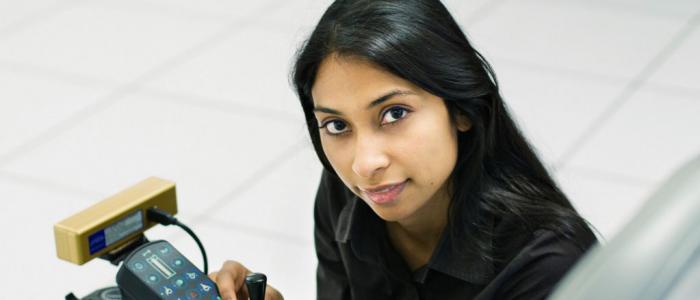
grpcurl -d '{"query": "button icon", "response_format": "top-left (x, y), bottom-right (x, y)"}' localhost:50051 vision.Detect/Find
top-left (175, 278), bottom-right (185, 287)
top-left (148, 274), bottom-right (159, 283)
top-left (133, 262), bottom-right (144, 271)
top-left (174, 259), bottom-right (183, 267)
top-left (160, 247), bottom-right (170, 255)
top-left (200, 283), bottom-right (211, 292)
top-left (164, 286), bottom-right (173, 295)
top-left (186, 272), bottom-right (197, 280)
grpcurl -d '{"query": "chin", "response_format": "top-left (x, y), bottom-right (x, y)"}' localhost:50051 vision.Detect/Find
top-left (367, 203), bottom-right (413, 223)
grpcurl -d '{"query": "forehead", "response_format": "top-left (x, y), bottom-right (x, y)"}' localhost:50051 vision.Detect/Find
top-left (311, 55), bottom-right (417, 107)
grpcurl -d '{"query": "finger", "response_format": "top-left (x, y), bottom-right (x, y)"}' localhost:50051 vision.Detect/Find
top-left (223, 261), bottom-right (250, 284)
top-left (217, 261), bottom-right (251, 300)
top-left (208, 271), bottom-right (218, 282)
top-left (265, 285), bottom-right (283, 300)
top-left (215, 270), bottom-right (239, 300)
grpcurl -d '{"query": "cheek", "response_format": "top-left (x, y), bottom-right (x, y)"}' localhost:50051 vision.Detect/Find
top-left (320, 136), bottom-right (353, 171)
top-left (395, 118), bottom-right (458, 179)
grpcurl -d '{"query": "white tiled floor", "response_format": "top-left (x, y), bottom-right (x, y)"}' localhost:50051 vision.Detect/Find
top-left (470, 0), bottom-right (689, 80)
top-left (0, 1), bottom-right (698, 299)
top-left (0, 2), bottom-right (229, 84)
top-left (2, 93), bottom-right (309, 218)
top-left (0, 69), bottom-right (109, 153)
top-left (496, 63), bottom-right (626, 165)
top-left (564, 86), bottom-right (700, 183)
top-left (648, 27), bottom-right (700, 90)
top-left (143, 25), bottom-right (308, 119)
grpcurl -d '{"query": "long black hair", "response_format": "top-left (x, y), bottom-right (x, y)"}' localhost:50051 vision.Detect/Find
top-left (291, 0), bottom-right (594, 265)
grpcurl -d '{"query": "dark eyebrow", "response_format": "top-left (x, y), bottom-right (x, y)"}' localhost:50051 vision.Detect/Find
top-left (313, 90), bottom-right (414, 116)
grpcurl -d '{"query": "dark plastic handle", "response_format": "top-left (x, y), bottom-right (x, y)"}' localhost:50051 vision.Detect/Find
top-left (245, 273), bottom-right (267, 300)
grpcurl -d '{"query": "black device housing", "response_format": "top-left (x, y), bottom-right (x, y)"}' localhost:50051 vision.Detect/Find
top-left (116, 240), bottom-right (220, 300)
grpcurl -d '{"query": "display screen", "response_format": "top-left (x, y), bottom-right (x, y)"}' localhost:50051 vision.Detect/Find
top-left (88, 210), bottom-right (144, 255)
top-left (147, 253), bottom-right (176, 279)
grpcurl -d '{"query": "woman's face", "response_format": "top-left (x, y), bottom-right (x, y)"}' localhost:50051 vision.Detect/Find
top-left (311, 55), bottom-right (471, 224)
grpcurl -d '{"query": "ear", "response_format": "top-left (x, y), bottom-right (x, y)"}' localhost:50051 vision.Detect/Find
top-left (455, 111), bottom-right (472, 132)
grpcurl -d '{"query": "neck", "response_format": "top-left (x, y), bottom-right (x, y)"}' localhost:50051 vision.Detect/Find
top-left (387, 212), bottom-right (447, 248)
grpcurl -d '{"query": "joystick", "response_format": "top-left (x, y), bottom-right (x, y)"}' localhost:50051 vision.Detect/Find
top-left (245, 273), bottom-right (267, 300)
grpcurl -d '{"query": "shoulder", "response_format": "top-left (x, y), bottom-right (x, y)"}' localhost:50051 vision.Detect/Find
top-left (480, 228), bottom-right (597, 300)
top-left (518, 227), bottom-right (596, 261)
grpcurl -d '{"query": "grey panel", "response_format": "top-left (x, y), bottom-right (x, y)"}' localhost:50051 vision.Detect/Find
top-left (666, 251), bottom-right (700, 300)
top-left (549, 154), bottom-right (700, 300)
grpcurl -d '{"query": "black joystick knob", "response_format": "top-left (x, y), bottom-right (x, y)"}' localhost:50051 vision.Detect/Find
top-left (245, 273), bottom-right (267, 300)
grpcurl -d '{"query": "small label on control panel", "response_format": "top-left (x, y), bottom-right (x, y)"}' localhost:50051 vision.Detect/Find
top-left (89, 210), bottom-right (144, 255)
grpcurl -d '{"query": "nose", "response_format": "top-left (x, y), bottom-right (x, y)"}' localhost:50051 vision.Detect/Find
top-left (351, 134), bottom-right (390, 179)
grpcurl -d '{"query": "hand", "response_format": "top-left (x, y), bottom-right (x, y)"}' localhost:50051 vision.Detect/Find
top-left (208, 260), bottom-right (284, 300)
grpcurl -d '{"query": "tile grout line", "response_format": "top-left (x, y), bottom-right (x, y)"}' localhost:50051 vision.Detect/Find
top-left (492, 55), bottom-right (633, 86)
top-left (0, 59), bottom-right (305, 125)
top-left (160, 214), bottom-right (312, 272)
top-left (189, 137), bottom-right (312, 226)
top-left (83, 0), bottom-right (249, 24)
top-left (463, 0), bottom-right (511, 28)
top-left (582, 0), bottom-right (698, 20)
top-left (174, 215), bottom-right (313, 248)
top-left (493, 56), bottom-right (700, 99)
top-left (0, 169), bottom-right (104, 199)
top-left (0, 0), bottom-right (286, 168)
top-left (642, 81), bottom-right (700, 100)
top-left (0, 59), bottom-right (117, 89)
top-left (555, 165), bottom-right (658, 189)
top-left (0, 136), bottom-right (314, 227)
top-left (0, 0), bottom-right (88, 38)
top-left (553, 11), bottom-right (700, 170)
top-left (140, 88), bottom-right (303, 124)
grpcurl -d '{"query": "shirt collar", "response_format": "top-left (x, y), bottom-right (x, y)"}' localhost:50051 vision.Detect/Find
top-left (420, 214), bottom-right (495, 284)
top-left (334, 195), bottom-right (495, 285)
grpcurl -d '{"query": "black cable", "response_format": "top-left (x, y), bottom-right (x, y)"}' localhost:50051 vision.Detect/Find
top-left (174, 221), bottom-right (208, 274)
top-left (146, 207), bottom-right (209, 274)
top-left (64, 293), bottom-right (79, 300)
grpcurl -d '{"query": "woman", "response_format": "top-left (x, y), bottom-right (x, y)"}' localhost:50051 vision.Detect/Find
top-left (209, 0), bottom-right (597, 299)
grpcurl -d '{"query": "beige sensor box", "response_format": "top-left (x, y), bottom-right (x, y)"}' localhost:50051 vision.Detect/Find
top-left (54, 177), bottom-right (178, 265)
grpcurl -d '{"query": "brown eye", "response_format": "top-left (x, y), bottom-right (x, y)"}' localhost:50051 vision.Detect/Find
top-left (321, 120), bottom-right (349, 135)
top-left (382, 107), bottom-right (410, 125)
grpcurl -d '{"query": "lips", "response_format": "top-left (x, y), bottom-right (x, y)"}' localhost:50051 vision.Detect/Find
top-left (361, 180), bottom-right (407, 204)
top-left (362, 181), bottom-right (405, 193)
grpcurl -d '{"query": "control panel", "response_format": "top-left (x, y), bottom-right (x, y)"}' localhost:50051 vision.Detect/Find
top-left (116, 240), bottom-right (220, 300)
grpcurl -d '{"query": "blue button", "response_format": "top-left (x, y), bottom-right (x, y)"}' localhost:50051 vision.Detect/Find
top-left (147, 274), bottom-right (159, 283)
top-left (174, 278), bottom-right (185, 287)
top-left (173, 259), bottom-right (184, 268)
top-left (133, 262), bottom-right (145, 271)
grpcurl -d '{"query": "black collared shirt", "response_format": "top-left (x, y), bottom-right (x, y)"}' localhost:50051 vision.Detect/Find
top-left (314, 170), bottom-right (597, 300)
